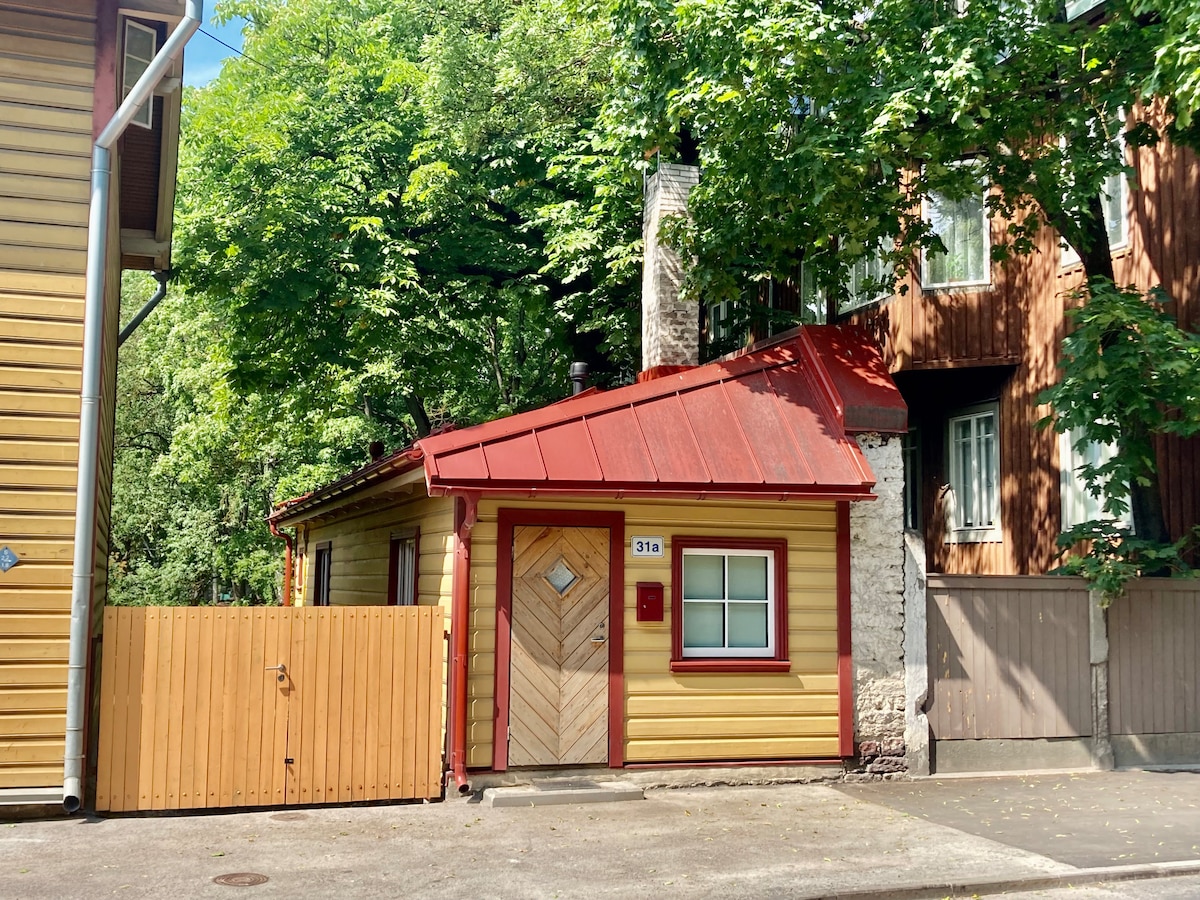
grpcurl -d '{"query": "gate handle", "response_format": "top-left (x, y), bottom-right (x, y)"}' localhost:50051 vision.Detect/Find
top-left (265, 664), bottom-right (286, 672)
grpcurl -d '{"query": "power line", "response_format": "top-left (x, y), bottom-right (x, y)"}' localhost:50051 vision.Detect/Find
top-left (198, 26), bottom-right (278, 76)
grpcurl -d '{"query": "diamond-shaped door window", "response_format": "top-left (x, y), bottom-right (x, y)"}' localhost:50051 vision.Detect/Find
top-left (543, 557), bottom-right (580, 596)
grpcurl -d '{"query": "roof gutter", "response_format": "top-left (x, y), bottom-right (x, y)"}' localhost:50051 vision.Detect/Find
top-left (64, 0), bottom-right (203, 815)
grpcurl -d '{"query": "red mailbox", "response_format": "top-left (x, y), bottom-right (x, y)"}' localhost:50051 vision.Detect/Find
top-left (636, 581), bottom-right (664, 622)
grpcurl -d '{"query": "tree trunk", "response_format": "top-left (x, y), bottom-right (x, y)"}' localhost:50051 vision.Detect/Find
top-left (405, 393), bottom-right (433, 438)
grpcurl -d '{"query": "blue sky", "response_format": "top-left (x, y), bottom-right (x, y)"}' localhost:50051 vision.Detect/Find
top-left (184, 14), bottom-right (248, 86)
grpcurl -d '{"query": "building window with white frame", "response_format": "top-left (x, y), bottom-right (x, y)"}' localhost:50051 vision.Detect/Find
top-left (123, 20), bottom-right (157, 130)
top-left (1059, 427), bottom-right (1129, 529)
top-left (946, 404), bottom-right (1001, 542)
top-left (670, 537), bottom-right (789, 671)
top-left (1061, 172), bottom-right (1128, 268)
top-left (923, 181), bottom-right (990, 288)
top-left (840, 245), bottom-right (895, 315)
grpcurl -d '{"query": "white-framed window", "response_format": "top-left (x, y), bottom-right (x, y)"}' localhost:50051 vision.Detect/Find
top-left (123, 20), bottom-right (157, 130)
top-left (1061, 172), bottom-right (1128, 268)
top-left (841, 247), bottom-right (895, 314)
top-left (946, 404), bottom-right (1001, 542)
top-left (680, 548), bottom-right (775, 657)
top-left (1059, 427), bottom-right (1129, 529)
top-left (923, 179), bottom-right (990, 288)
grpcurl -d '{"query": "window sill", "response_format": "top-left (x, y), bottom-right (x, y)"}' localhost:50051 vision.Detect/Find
top-left (921, 281), bottom-right (993, 293)
top-left (670, 659), bottom-right (792, 674)
top-left (944, 528), bottom-right (1003, 544)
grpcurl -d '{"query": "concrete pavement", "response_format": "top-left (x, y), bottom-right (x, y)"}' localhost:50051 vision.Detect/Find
top-left (1, 770), bottom-right (1199, 899)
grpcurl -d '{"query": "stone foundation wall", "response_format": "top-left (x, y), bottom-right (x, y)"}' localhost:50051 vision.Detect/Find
top-left (849, 433), bottom-right (907, 775)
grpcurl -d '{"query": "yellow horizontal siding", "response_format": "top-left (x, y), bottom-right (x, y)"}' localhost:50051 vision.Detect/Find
top-left (0, 709), bottom-right (64, 736)
top-left (467, 497), bottom-right (841, 769)
top-left (0, 439), bottom-right (80, 464)
top-left (0, 761), bottom-right (62, 788)
top-left (0, 637), bottom-right (69, 661)
top-left (0, 389), bottom-right (81, 415)
top-left (627, 736), bottom-right (840, 760)
top-left (298, 495), bottom-right (454, 610)
top-left (0, 660), bottom-right (66, 685)
top-left (0, 336), bottom-right (84, 366)
top-left (0, 512), bottom-right (76, 535)
top-left (0, 611), bottom-right (70, 635)
top-left (0, 736), bottom-right (62, 764)
top-left (0, 169), bottom-right (88, 203)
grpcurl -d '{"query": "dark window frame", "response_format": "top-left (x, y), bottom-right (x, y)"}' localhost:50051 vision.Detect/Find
top-left (313, 541), bottom-right (332, 607)
top-left (386, 529), bottom-right (420, 606)
top-left (670, 536), bottom-right (790, 674)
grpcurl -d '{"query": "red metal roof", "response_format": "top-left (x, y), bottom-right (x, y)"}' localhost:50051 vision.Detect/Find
top-left (417, 326), bottom-right (905, 502)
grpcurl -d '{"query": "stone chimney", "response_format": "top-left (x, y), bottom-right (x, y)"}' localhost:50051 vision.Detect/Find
top-left (641, 162), bottom-right (701, 373)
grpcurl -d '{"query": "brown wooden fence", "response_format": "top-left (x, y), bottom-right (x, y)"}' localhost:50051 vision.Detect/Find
top-left (1109, 580), bottom-right (1200, 736)
top-left (927, 576), bottom-right (1092, 740)
top-left (95, 606), bottom-right (444, 812)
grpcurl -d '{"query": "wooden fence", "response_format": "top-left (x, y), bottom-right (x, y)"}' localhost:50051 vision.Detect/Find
top-left (1109, 580), bottom-right (1200, 736)
top-left (927, 576), bottom-right (1093, 740)
top-left (95, 606), bottom-right (444, 812)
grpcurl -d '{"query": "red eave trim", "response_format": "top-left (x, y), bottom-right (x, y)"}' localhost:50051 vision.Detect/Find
top-left (426, 483), bottom-right (877, 503)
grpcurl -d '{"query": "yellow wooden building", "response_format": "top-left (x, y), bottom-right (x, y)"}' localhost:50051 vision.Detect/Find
top-left (271, 327), bottom-right (908, 790)
top-left (0, 0), bottom-right (194, 806)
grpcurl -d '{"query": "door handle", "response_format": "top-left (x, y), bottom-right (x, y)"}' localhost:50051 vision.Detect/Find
top-left (266, 664), bottom-right (286, 682)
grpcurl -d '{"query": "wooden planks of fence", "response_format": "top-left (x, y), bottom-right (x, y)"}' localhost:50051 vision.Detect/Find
top-left (927, 576), bottom-right (1092, 740)
top-left (1109, 580), bottom-right (1200, 736)
top-left (95, 606), bottom-right (444, 812)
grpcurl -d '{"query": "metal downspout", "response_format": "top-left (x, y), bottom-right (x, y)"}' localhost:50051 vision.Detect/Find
top-left (268, 518), bottom-right (295, 606)
top-left (64, 0), bottom-right (203, 814)
top-left (117, 269), bottom-right (171, 347)
top-left (448, 495), bottom-right (477, 793)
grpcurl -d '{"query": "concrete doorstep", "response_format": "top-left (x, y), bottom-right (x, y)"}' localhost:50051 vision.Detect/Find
top-left (481, 778), bottom-right (645, 808)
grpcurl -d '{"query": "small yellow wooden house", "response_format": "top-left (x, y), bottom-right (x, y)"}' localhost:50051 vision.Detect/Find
top-left (271, 325), bottom-right (909, 790)
top-left (0, 0), bottom-right (194, 806)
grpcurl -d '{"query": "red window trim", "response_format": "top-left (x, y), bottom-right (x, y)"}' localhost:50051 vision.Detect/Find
top-left (670, 536), bottom-right (789, 674)
top-left (386, 528), bottom-right (420, 606)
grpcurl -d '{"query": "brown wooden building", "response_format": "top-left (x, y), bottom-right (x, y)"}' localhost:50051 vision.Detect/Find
top-left (852, 124), bottom-right (1199, 576)
top-left (0, 0), bottom-right (189, 804)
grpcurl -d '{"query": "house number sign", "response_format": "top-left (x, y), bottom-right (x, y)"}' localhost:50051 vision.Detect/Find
top-left (630, 536), bottom-right (665, 558)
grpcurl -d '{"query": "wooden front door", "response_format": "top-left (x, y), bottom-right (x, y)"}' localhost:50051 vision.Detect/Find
top-left (508, 525), bottom-right (610, 766)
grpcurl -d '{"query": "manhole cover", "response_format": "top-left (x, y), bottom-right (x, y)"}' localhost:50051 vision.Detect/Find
top-left (269, 811), bottom-right (310, 822)
top-left (213, 873), bottom-right (269, 887)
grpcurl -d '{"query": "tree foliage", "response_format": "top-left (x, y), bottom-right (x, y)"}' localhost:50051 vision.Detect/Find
top-left (113, 0), bottom-right (643, 605)
top-left (1039, 283), bottom-right (1200, 602)
top-left (111, 274), bottom-right (387, 605)
top-left (178, 0), bottom-right (641, 434)
top-left (595, 0), bottom-right (1199, 564)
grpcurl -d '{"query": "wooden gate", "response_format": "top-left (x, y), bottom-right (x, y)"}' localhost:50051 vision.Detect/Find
top-left (508, 525), bottom-right (610, 766)
top-left (95, 606), bottom-right (444, 812)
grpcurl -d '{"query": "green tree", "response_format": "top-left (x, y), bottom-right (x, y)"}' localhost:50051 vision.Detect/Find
top-left (177, 0), bottom-right (642, 433)
top-left (594, 0), bottom-right (1195, 550)
top-left (111, 275), bottom-right (389, 605)
top-left (1040, 283), bottom-right (1200, 602)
